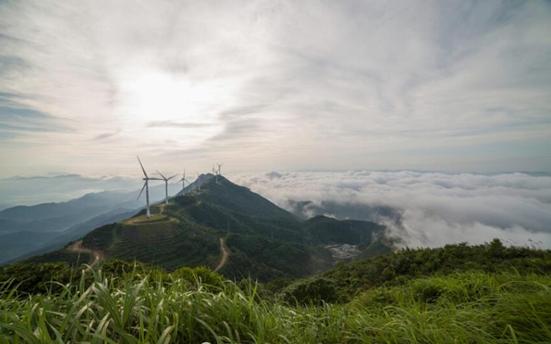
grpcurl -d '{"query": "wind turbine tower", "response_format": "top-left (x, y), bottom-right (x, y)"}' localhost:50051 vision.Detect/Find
top-left (137, 156), bottom-right (161, 217)
top-left (158, 171), bottom-right (176, 205)
top-left (215, 163), bottom-right (222, 183)
top-left (178, 170), bottom-right (189, 192)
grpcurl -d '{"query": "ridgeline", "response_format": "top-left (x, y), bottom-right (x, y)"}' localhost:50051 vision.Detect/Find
top-left (28, 173), bottom-right (389, 281)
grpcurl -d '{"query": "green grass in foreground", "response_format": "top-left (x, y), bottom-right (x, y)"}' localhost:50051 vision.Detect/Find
top-left (1, 267), bottom-right (550, 343)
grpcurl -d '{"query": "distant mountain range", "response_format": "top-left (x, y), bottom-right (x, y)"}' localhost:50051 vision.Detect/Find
top-left (0, 184), bottom-right (172, 264)
top-left (0, 174), bottom-right (139, 207)
top-left (30, 174), bottom-right (392, 281)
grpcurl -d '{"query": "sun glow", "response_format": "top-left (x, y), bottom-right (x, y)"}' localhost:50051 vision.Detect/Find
top-left (116, 68), bottom-right (238, 146)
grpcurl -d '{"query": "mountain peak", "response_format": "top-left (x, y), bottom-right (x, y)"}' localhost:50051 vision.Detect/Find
top-left (176, 173), bottom-right (295, 222)
top-left (177, 173), bottom-right (242, 196)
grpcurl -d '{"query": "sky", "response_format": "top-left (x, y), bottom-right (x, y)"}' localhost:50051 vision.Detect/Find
top-left (1, 0), bottom-right (551, 177)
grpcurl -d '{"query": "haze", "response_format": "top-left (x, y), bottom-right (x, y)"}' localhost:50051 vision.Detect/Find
top-left (1, 0), bottom-right (550, 177)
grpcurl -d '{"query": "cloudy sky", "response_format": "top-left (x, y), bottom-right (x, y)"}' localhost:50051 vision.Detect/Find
top-left (1, 0), bottom-right (551, 177)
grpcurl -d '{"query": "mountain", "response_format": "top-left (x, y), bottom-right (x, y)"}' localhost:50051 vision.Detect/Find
top-left (31, 174), bottom-right (392, 281)
top-left (3, 208), bottom-right (137, 264)
top-left (0, 184), bottom-right (172, 264)
top-left (0, 174), bottom-right (138, 207)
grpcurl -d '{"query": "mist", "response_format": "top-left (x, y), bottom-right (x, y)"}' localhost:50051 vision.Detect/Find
top-left (233, 171), bottom-right (551, 248)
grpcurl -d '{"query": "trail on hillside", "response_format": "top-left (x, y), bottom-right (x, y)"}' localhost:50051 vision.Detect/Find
top-left (214, 238), bottom-right (230, 272)
top-left (67, 240), bottom-right (103, 266)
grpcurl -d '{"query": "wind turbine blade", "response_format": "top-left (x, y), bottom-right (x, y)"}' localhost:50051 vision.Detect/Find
top-left (137, 156), bottom-right (148, 178)
top-left (137, 182), bottom-right (146, 200)
top-left (167, 175), bottom-right (176, 180)
top-left (157, 170), bottom-right (167, 180)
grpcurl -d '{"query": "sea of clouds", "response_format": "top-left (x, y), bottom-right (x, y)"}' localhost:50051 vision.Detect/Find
top-left (3, 170), bottom-right (550, 249)
top-left (233, 171), bottom-right (551, 249)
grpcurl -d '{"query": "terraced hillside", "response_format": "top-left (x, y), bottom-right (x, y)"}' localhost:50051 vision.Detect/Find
top-left (32, 174), bottom-right (391, 280)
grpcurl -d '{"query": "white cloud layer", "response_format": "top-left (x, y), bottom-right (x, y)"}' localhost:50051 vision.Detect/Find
top-left (1, 0), bottom-right (550, 176)
top-left (232, 171), bottom-right (551, 248)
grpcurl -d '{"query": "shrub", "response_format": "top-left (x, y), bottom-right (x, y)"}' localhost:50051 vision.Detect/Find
top-left (283, 277), bottom-right (338, 305)
top-left (171, 266), bottom-right (225, 290)
top-left (0, 262), bottom-right (75, 295)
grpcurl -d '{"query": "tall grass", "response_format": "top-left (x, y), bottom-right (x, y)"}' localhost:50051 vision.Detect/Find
top-left (1, 268), bottom-right (550, 343)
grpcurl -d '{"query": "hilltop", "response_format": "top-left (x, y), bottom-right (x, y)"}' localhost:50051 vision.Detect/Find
top-left (30, 173), bottom-right (391, 280)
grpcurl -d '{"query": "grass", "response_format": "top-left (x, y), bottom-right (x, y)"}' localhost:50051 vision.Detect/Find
top-left (1, 267), bottom-right (550, 343)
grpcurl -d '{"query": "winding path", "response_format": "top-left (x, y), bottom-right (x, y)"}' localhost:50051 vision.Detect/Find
top-left (214, 238), bottom-right (230, 272)
top-left (67, 240), bottom-right (104, 266)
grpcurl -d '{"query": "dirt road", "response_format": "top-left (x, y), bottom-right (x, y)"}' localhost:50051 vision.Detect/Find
top-left (214, 238), bottom-right (230, 272)
top-left (67, 240), bottom-right (103, 266)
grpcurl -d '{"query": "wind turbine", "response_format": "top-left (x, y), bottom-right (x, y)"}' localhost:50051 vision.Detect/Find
top-left (157, 171), bottom-right (176, 205)
top-left (137, 156), bottom-right (161, 217)
top-left (178, 170), bottom-right (189, 192)
top-left (214, 163), bottom-right (222, 183)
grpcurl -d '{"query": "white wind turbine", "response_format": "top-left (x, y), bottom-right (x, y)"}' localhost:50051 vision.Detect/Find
top-left (157, 170), bottom-right (176, 205)
top-left (214, 163), bottom-right (222, 183)
top-left (178, 170), bottom-right (190, 192)
top-left (137, 156), bottom-right (161, 217)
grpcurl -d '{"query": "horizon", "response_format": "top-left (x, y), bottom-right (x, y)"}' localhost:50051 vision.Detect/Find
top-left (2, 167), bottom-right (551, 182)
top-left (1, 169), bottom-right (550, 249)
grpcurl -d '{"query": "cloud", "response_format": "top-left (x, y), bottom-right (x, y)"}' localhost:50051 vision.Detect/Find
top-left (146, 121), bottom-right (215, 129)
top-left (232, 171), bottom-right (551, 248)
top-left (0, 91), bottom-right (69, 135)
top-left (0, 1), bottom-right (550, 176)
top-left (92, 130), bottom-right (121, 141)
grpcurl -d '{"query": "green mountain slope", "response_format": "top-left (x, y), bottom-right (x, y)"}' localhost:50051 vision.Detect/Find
top-left (0, 188), bottom-right (166, 264)
top-left (281, 240), bottom-right (551, 303)
top-left (31, 174), bottom-right (391, 280)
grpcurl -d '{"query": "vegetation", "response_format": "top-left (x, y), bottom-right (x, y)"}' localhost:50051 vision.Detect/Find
top-left (8, 177), bottom-right (549, 342)
top-left (283, 239), bottom-right (551, 303)
top-left (32, 175), bottom-right (389, 280)
top-left (1, 242), bottom-right (550, 343)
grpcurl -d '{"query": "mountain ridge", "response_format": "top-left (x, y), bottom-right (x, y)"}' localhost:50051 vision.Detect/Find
top-left (0, 185), bottom-right (172, 264)
top-left (29, 174), bottom-right (392, 280)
